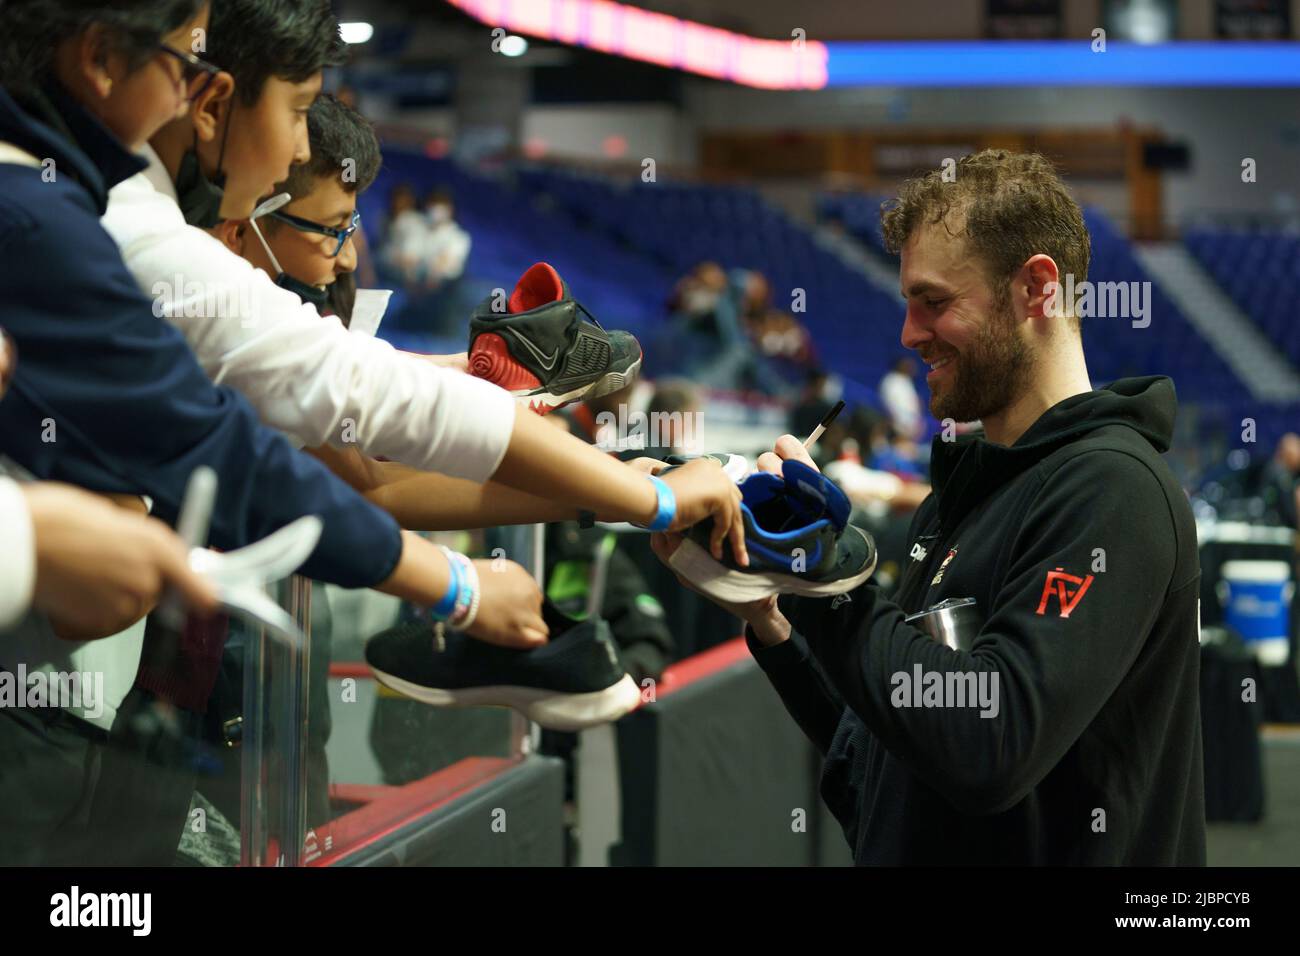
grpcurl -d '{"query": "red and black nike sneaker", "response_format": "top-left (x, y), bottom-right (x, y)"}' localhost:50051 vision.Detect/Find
top-left (468, 262), bottom-right (643, 414)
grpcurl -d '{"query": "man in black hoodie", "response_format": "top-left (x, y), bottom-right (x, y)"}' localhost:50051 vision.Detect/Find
top-left (655, 150), bottom-right (1204, 865)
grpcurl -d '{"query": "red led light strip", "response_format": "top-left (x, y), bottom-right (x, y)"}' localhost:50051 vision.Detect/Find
top-left (447, 0), bottom-right (829, 89)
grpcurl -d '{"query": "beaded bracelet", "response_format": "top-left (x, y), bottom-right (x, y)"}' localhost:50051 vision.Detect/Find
top-left (438, 546), bottom-right (474, 624)
top-left (452, 558), bottom-right (481, 631)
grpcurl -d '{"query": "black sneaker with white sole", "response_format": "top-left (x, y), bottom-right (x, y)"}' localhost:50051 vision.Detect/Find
top-left (468, 262), bottom-right (643, 415)
top-left (669, 458), bottom-right (877, 603)
top-left (363, 600), bottom-right (642, 731)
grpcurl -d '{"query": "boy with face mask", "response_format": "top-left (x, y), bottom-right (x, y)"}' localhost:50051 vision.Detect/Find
top-left (216, 94), bottom-right (369, 317)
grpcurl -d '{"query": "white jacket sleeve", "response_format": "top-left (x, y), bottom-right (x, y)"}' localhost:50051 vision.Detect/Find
top-left (0, 478), bottom-right (36, 631)
top-left (105, 169), bottom-right (516, 483)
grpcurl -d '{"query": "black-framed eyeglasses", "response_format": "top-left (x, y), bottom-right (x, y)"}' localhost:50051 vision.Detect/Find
top-left (157, 43), bottom-right (223, 104)
top-left (268, 209), bottom-right (362, 257)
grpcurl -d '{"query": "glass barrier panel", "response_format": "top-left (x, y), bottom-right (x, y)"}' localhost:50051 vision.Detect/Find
top-left (293, 526), bottom-right (537, 866)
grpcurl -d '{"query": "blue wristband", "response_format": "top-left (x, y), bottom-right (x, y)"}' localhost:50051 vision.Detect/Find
top-left (642, 475), bottom-right (677, 532)
top-left (432, 553), bottom-right (462, 619)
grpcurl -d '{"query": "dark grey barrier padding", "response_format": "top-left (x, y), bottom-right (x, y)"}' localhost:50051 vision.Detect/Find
top-left (342, 755), bottom-right (566, 866)
top-left (611, 657), bottom-right (823, 866)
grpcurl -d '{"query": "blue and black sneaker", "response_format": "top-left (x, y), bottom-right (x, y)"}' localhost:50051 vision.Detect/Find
top-left (668, 459), bottom-right (876, 602)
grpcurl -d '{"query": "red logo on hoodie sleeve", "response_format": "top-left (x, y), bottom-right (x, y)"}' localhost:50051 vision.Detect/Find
top-left (1035, 567), bottom-right (1095, 618)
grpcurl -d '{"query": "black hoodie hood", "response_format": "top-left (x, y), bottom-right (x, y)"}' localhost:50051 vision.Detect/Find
top-left (929, 375), bottom-right (1178, 530)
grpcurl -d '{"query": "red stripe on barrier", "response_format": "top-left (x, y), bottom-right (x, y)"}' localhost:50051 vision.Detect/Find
top-left (305, 756), bottom-right (518, 866)
top-left (329, 662), bottom-right (373, 679)
top-left (653, 636), bottom-right (749, 698)
top-left (329, 783), bottom-right (397, 807)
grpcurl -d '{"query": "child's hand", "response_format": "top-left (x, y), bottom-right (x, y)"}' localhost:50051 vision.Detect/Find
top-left (464, 558), bottom-right (549, 648)
top-left (657, 458), bottom-right (749, 568)
top-left (625, 457), bottom-right (669, 476)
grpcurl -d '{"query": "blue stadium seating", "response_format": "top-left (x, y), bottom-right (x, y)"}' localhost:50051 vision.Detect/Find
top-left (358, 147), bottom-right (1296, 457)
top-left (514, 167), bottom-right (906, 399)
top-left (1184, 228), bottom-right (1300, 370)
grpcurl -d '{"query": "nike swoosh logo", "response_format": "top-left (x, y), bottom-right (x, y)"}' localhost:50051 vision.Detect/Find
top-left (509, 330), bottom-right (559, 371)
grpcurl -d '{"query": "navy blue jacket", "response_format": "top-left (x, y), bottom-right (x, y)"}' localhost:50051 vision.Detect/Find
top-left (0, 84), bottom-right (402, 588)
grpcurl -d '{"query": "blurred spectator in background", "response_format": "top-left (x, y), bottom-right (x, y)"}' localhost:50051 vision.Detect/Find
top-left (738, 270), bottom-right (817, 372)
top-left (880, 356), bottom-right (924, 441)
top-left (664, 261), bottom-right (741, 375)
top-left (568, 381), bottom-right (640, 451)
top-left (738, 270), bottom-right (771, 327)
top-left (642, 379), bottom-right (701, 459)
top-left (661, 263), bottom-right (795, 396)
top-left (751, 310), bottom-right (816, 367)
top-left (421, 189), bottom-right (472, 289)
top-left (849, 404), bottom-right (892, 461)
top-left (1259, 432), bottom-right (1300, 529)
top-left (379, 183), bottom-right (429, 286)
top-left (668, 260), bottom-right (729, 326)
top-left (790, 369), bottom-right (836, 441)
top-left (378, 184), bottom-right (472, 334)
top-left (869, 424), bottom-right (927, 482)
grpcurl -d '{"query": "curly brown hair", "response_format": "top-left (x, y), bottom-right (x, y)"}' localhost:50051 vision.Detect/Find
top-left (880, 149), bottom-right (1090, 328)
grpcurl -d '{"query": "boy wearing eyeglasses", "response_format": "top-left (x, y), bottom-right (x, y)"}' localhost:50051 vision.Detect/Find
top-left (215, 93), bottom-right (365, 314)
top-left (103, 0), bottom-right (747, 562)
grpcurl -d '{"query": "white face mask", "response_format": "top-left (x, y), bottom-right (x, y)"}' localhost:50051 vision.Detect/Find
top-left (683, 287), bottom-right (720, 314)
top-left (427, 205), bottom-right (452, 225)
top-left (347, 289), bottom-right (393, 338)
